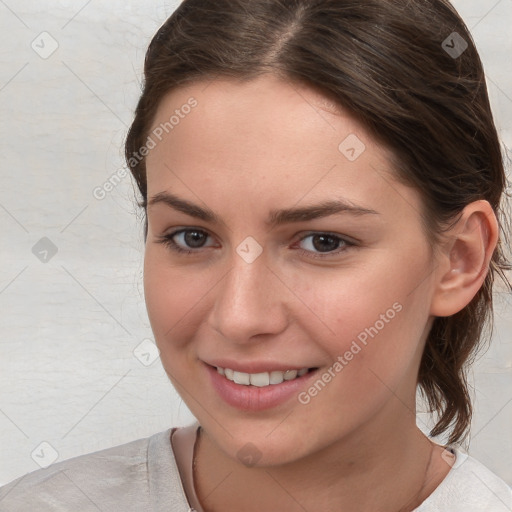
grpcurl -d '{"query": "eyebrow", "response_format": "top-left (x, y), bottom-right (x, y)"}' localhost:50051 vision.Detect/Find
top-left (147, 191), bottom-right (379, 228)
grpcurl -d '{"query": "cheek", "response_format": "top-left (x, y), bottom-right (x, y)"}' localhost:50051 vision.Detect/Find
top-left (303, 302), bottom-right (422, 435)
top-left (308, 259), bottom-right (428, 387)
top-left (143, 249), bottom-right (203, 347)
top-left (304, 264), bottom-right (404, 345)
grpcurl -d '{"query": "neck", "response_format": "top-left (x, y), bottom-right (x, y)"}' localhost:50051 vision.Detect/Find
top-left (195, 408), bottom-right (449, 512)
top-left (193, 408), bottom-right (450, 512)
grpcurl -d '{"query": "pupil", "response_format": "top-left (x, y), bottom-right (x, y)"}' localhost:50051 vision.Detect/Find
top-left (185, 230), bottom-right (205, 248)
top-left (313, 234), bottom-right (338, 252)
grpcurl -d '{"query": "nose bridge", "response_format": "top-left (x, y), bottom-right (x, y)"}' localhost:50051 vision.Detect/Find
top-left (222, 245), bottom-right (273, 314)
top-left (209, 240), bottom-right (287, 341)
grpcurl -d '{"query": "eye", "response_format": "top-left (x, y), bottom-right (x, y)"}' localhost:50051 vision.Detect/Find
top-left (294, 232), bottom-right (355, 259)
top-left (156, 228), bottom-right (355, 259)
top-left (155, 228), bottom-right (215, 255)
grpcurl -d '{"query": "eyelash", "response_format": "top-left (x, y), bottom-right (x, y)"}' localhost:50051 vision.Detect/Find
top-left (155, 228), bottom-right (355, 259)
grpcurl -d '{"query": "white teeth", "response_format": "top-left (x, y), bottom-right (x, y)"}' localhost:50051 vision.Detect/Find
top-left (269, 371), bottom-right (284, 385)
top-left (233, 371), bottom-right (250, 385)
top-left (217, 366), bottom-right (310, 387)
top-left (283, 370), bottom-right (298, 380)
top-left (250, 372), bottom-right (270, 387)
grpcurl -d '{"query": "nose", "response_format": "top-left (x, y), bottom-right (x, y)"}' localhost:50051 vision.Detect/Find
top-left (208, 248), bottom-right (289, 344)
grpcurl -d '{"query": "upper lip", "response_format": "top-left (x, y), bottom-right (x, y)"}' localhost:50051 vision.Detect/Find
top-left (204, 359), bottom-right (317, 374)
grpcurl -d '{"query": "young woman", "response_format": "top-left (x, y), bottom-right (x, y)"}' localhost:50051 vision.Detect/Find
top-left (1, 0), bottom-right (511, 510)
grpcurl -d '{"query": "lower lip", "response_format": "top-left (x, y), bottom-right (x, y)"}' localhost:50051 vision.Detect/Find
top-left (206, 363), bottom-right (319, 411)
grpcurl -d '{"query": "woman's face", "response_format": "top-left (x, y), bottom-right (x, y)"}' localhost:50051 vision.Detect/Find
top-left (144, 74), bottom-right (438, 466)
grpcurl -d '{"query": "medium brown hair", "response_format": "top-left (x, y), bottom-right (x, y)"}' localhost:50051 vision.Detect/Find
top-left (125, 0), bottom-right (511, 444)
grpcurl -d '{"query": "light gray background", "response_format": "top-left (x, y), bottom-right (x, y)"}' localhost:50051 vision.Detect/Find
top-left (0, 0), bottom-right (511, 488)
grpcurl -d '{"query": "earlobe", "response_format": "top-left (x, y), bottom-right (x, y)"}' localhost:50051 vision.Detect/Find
top-left (430, 200), bottom-right (498, 317)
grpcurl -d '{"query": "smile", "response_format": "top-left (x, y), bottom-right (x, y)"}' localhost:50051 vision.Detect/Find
top-left (206, 363), bottom-right (320, 410)
top-left (216, 366), bottom-right (314, 387)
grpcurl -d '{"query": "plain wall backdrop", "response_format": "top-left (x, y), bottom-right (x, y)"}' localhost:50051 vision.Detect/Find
top-left (0, 0), bottom-right (511, 488)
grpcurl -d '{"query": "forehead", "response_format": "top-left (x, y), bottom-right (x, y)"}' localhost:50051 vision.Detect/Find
top-left (144, 75), bottom-right (420, 224)
top-left (147, 75), bottom-right (387, 170)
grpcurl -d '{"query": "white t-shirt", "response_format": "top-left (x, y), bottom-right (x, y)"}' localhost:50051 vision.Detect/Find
top-left (0, 426), bottom-right (510, 511)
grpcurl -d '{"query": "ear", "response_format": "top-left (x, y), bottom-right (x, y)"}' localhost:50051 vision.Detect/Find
top-left (430, 200), bottom-right (499, 317)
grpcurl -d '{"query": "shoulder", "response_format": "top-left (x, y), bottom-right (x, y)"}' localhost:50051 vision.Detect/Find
top-left (0, 428), bottom-right (189, 512)
top-left (416, 447), bottom-right (512, 512)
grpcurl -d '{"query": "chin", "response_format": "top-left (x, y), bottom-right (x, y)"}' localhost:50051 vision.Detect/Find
top-left (201, 417), bottom-right (313, 467)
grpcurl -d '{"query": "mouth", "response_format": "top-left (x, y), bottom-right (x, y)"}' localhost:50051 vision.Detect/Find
top-left (214, 365), bottom-right (318, 387)
top-left (204, 361), bottom-right (321, 411)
